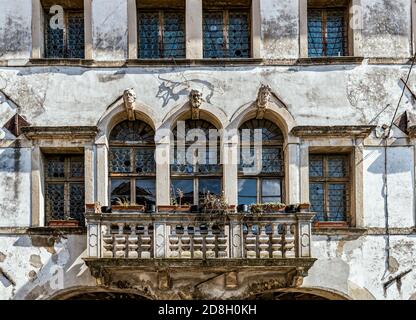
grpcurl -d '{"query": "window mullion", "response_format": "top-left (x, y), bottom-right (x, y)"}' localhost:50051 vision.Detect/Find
top-left (322, 10), bottom-right (327, 57)
top-left (159, 10), bottom-right (164, 58)
top-left (223, 10), bottom-right (229, 57)
top-left (64, 12), bottom-right (68, 58)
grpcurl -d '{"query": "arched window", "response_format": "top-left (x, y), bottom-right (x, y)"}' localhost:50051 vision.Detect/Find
top-left (170, 119), bottom-right (222, 205)
top-left (109, 120), bottom-right (156, 206)
top-left (238, 119), bottom-right (284, 205)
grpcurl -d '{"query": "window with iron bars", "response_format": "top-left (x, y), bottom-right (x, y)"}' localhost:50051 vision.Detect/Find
top-left (309, 154), bottom-right (350, 222)
top-left (203, 8), bottom-right (251, 58)
top-left (45, 155), bottom-right (85, 226)
top-left (44, 9), bottom-right (85, 59)
top-left (308, 7), bottom-right (348, 57)
top-left (137, 10), bottom-right (185, 59)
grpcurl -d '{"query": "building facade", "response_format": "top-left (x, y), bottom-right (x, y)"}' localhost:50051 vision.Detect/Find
top-left (0, 0), bottom-right (416, 300)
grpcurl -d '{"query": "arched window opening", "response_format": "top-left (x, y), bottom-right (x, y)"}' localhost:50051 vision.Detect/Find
top-left (170, 119), bottom-right (222, 205)
top-left (238, 119), bottom-right (284, 206)
top-left (109, 120), bottom-right (156, 206)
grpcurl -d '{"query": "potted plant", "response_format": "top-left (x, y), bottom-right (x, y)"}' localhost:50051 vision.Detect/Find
top-left (112, 198), bottom-right (145, 212)
top-left (174, 188), bottom-right (191, 212)
top-left (263, 202), bottom-right (286, 213)
top-left (200, 191), bottom-right (231, 215)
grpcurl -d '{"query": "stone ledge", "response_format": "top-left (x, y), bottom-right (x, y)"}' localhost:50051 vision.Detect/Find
top-left (27, 227), bottom-right (87, 235)
top-left (291, 125), bottom-right (376, 138)
top-left (22, 126), bottom-right (98, 140)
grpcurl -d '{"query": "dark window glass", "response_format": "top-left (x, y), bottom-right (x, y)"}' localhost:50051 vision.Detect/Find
top-left (45, 11), bottom-right (84, 58)
top-left (309, 154), bottom-right (349, 222)
top-left (138, 10), bottom-right (185, 58)
top-left (261, 179), bottom-right (282, 203)
top-left (308, 8), bottom-right (347, 57)
top-left (136, 179), bottom-right (156, 206)
top-left (45, 155), bottom-right (85, 225)
top-left (110, 179), bottom-right (131, 205)
top-left (238, 179), bottom-right (257, 205)
top-left (199, 178), bottom-right (222, 204)
top-left (203, 9), bottom-right (250, 58)
top-left (171, 179), bottom-right (194, 205)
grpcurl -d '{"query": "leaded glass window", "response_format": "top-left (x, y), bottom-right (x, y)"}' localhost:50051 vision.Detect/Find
top-left (203, 8), bottom-right (250, 58)
top-left (309, 154), bottom-right (350, 222)
top-left (109, 120), bottom-right (156, 206)
top-left (44, 9), bottom-right (85, 58)
top-left (238, 119), bottom-right (284, 206)
top-left (45, 155), bottom-right (85, 225)
top-left (171, 119), bottom-right (222, 205)
top-left (138, 10), bottom-right (185, 59)
top-left (308, 7), bottom-right (348, 57)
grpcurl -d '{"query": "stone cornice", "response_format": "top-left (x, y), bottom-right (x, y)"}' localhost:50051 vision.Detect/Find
top-left (291, 125), bottom-right (376, 138)
top-left (21, 126), bottom-right (98, 140)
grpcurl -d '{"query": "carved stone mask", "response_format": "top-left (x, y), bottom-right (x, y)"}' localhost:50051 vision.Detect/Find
top-left (258, 85), bottom-right (271, 107)
top-left (189, 90), bottom-right (203, 108)
top-left (123, 88), bottom-right (137, 105)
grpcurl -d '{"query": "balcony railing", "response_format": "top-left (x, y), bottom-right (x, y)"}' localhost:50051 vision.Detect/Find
top-left (85, 212), bottom-right (315, 260)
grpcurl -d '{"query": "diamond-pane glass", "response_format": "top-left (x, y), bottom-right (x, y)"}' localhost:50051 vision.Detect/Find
top-left (203, 11), bottom-right (225, 58)
top-left (228, 11), bottom-right (250, 58)
top-left (135, 149), bottom-right (156, 174)
top-left (308, 9), bottom-right (347, 57)
top-left (328, 157), bottom-right (347, 178)
top-left (69, 183), bottom-right (85, 224)
top-left (46, 184), bottom-right (65, 220)
top-left (70, 157), bottom-right (84, 178)
top-left (309, 156), bottom-right (323, 177)
top-left (109, 148), bottom-right (132, 173)
top-left (328, 183), bottom-right (347, 221)
top-left (110, 121), bottom-right (155, 143)
top-left (310, 183), bottom-right (325, 221)
top-left (138, 12), bottom-right (160, 58)
top-left (67, 14), bottom-right (85, 58)
top-left (47, 158), bottom-right (65, 178)
top-left (163, 12), bottom-right (185, 58)
top-left (45, 13), bottom-right (64, 58)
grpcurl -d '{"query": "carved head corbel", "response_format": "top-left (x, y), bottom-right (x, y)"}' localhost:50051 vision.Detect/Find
top-left (123, 88), bottom-right (137, 121)
top-left (256, 84), bottom-right (272, 119)
top-left (189, 89), bottom-right (203, 120)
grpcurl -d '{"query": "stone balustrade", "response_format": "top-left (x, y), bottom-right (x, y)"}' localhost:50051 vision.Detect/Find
top-left (86, 213), bottom-right (315, 260)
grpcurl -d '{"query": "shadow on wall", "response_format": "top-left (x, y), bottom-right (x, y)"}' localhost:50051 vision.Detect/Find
top-left (10, 234), bottom-right (95, 300)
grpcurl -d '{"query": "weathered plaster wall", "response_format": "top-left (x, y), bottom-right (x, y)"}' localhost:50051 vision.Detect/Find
top-left (0, 234), bottom-right (95, 300)
top-left (0, 63), bottom-right (415, 128)
top-left (0, 147), bottom-right (31, 228)
top-left (0, 0), bottom-right (32, 61)
top-left (260, 0), bottom-right (299, 59)
top-left (361, 0), bottom-right (412, 58)
top-left (92, 0), bottom-right (128, 60)
top-left (305, 235), bottom-right (416, 300)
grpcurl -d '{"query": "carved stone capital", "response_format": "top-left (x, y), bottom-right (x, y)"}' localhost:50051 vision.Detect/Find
top-left (123, 88), bottom-right (137, 121)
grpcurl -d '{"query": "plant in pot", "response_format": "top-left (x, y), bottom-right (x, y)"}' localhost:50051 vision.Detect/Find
top-left (263, 202), bottom-right (286, 213)
top-left (200, 191), bottom-right (230, 216)
top-left (174, 188), bottom-right (191, 212)
top-left (112, 198), bottom-right (145, 212)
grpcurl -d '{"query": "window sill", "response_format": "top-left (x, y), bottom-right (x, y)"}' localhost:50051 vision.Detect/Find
top-left (297, 56), bottom-right (364, 65)
top-left (312, 223), bottom-right (367, 236)
top-left (126, 58), bottom-right (263, 66)
top-left (27, 226), bottom-right (87, 235)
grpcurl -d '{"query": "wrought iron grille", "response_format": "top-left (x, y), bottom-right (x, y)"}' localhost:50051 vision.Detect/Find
top-left (138, 10), bottom-right (185, 59)
top-left (45, 155), bottom-right (85, 225)
top-left (109, 121), bottom-right (156, 206)
top-left (203, 9), bottom-right (250, 58)
top-left (45, 11), bottom-right (85, 58)
top-left (308, 8), bottom-right (347, 57)
top-left (309, 154), bottom-right (350, 222)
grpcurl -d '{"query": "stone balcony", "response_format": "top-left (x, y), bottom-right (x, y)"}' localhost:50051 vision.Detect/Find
top-left (83, 212), bottom-right (316, 299)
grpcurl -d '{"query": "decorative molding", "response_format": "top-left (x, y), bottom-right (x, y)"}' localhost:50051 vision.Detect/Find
top-left (255, 84), bottom-right (272, 119)
top-left (22, 126), bottom-right (98, 140)
top-left (123, 88), bottom-right (137, 121)
top-left (189, 89), bottom-right (203, 120)
top-left (291, 125), bottom-right (375, 138)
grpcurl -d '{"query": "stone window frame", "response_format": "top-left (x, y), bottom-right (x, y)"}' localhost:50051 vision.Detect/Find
top-left (44, 154), bottom-right (85, 225)
top-left (31, 0), bottom-right (93, 60)
top-left (127, 0), bottom-right (261, 59)
top-left (299, 0), bottom-right (362, 58)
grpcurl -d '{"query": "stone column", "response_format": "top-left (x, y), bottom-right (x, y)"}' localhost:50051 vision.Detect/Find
top-left (84, 0), bottom-right (93, 59)
top-left (229, 215), bottom-right (243, 258)
top-left (251, 0), bottom-right (261, 58)
top-left (299, 0), bottom-right (308, 58)
top-left (87, 218), bottom-right (101, 258)
top-left (156, 138), bottom-right (171, 205)
top-left (186, 0), bottom-right (203, 59)
top-left (351, 0), bottom-right (362, 57)
top-left (223, 140), bottom-right (238, 206)
top-left (31, 146), bottom-right (43, 226)
top-left (31, 0), bottom-right (42, 59)
top-left (296, 214), bottom-right (314, 258)
top-left (299, 142), bottom-right (309, 203)
top-left (353, 141), bottom-right (364, 227)
top-left (84, 145), bottom-right (96, 204)
top-left (285, 143), bottom-right (301, 205)
top-left (96, 144), bottom-right (109, 206)
top-left (127, 0), bottom-right (138, 59)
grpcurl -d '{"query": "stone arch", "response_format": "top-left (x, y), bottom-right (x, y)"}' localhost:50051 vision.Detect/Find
top-left (247, 287), bottom-right (352, 300)
top-left (96, 100), bottom-right (159, 145)
top-left (47, 286), bottom-right (153, 300)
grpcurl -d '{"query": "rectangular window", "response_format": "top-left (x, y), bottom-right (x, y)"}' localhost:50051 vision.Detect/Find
top-left (203, 1), bottom-right (251, 59)
top-left (138, 9), bottom-right (185, 58)
top-left (238, 178), bottom-right (282, 205)
top-left (43, 2), bottom-right (85, 59)
top-left (309, 154), bottom-right (350, 222)
top-left (45, 155), bottom-right (85, 225)
top-left (308, 5), bottom-right (348, 57)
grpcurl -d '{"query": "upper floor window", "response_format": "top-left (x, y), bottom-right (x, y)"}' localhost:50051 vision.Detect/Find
top-left (45, 154), bottom-right (85, 226)
top-left (170, 119), bottom-right (222, 205)
top-left (137, 0), bottom-right (185, 59)
top-left (42, 0), bottom-right (85, 58)
top-left (203, 0), bottom-right (251, 58)
top-left (309, 153), bottom-right (350, 222)
top-left (109, 120), bottom-right (156, 206)
top-left (238, 119), bottom-right (284, 205)
top-left (308, 0), bottom-right (349, 57)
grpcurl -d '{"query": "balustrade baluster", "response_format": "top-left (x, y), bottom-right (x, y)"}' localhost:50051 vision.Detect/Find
top-left (102, 223), bottom-right (114, 258)
top-left (193, 226), bottom-right (204, 259)
top-left (205, 226), bottom-right (216, 259)
top-left (271, 223), bottom-right (283, 258)
top-left (258, 223), bottom-right (270, 258)
top-left (115, 223), bottom-right (127, 258)
top-left (245, 224), bottom-right (257, 259)
top-left (169, 225), bottom-right (179, 258)
top-left (141, 224), bottom-right (152, 259)
top-left (181, 225), bottom-right (191, 259)
top-left (128, 224), bottom-right (139, 259)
